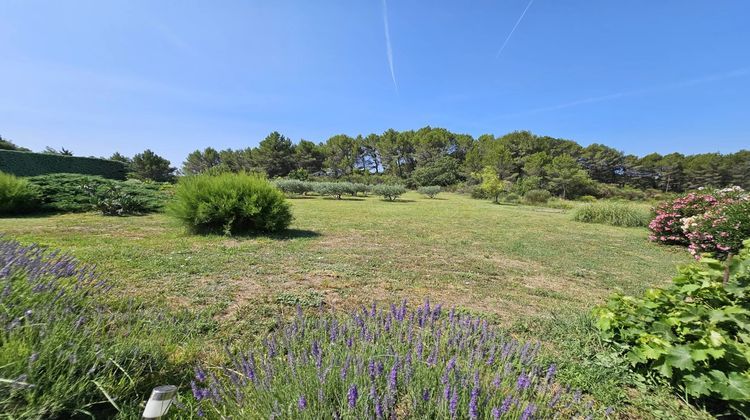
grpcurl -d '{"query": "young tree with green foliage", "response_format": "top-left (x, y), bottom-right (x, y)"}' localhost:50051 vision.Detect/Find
top-left (477, 166), bottom-right (510, 203)
top-left (131, 149), bottom-right (175, 182)
top-left (546, 154), bottom-right (591, 199)
top-left (294, 140), bottom-right (325, 174)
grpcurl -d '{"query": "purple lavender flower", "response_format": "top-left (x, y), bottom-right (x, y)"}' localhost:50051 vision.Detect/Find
top-left (195, 366), bottom-right (207, 382)
top-left (298, 395), bottom-right (307, 410)
top-left (520, 403), bottom-right (537, 420)
top-left (443, 383), bottom-right (451, 401)
top-left (492, 407), bottom-right (500, 419)
top-left (545, 364), bottom-right (557, 383)
top-left (374, 398), bottom-right (383, 419)
top-left (347, 383), bottom-right (358, 408)
top-left (422, 388), bottom-right (430, 402)
top-left (449, 387), bottom-right (459, 418)
top-left (516, 371), bottom-right (531, 391)
top-left (499, 395), bottom-right (513, 415)
top-left (469, 385), bottom-right (479, 419)
top-left (388, 360), bottom-right (399, 393)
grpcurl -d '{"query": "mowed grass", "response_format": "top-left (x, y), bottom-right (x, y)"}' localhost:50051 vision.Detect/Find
top-left (0, 192), bottom-right (704, 417)
top-left (0, 193), bottom-right (684, 323)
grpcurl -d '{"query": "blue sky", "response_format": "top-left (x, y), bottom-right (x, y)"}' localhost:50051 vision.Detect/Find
top-left (1, 1), bottom-right (748, 165)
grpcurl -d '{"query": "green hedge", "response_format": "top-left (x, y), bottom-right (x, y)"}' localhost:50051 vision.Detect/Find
top-left (0, 150), bottom-right (127, 180)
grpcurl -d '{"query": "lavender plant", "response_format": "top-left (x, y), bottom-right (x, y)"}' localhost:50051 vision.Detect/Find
top-left (0, 236), bottom-right (185, 418)
top-left (191, 300), bottom-right (611, 418)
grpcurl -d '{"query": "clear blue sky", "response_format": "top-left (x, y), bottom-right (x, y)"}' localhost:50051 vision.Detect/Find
top-left (1, 1), bottom-right (748, 165)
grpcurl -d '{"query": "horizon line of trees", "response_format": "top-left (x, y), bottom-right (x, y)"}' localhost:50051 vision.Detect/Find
top-left (4, 130), bottom-right (749, 197)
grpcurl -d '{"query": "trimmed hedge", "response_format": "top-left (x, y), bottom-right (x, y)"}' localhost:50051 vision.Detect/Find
top-left (0, 150), bottom-right (127, 180)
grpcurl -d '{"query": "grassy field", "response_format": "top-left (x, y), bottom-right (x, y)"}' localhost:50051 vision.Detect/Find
top-left (0, 192), bottom-right (708, 417)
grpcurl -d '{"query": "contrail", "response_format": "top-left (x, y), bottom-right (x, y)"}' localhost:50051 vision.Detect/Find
top-left (382, 0), bottom-right (398, 92)
top-left (495, 67), bottom-right (750, 118)
top-left (496, 0), bottom-right (535, 59)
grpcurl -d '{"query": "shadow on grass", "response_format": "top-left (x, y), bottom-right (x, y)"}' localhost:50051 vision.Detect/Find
top-left (322, 197), bottom-right (366, 201)
top-left (286, 195), bottom-right (318, 199)
top-left (224, 229), bottom-right (322, 241)
top-left (381, 199), bottom-right (416, 203)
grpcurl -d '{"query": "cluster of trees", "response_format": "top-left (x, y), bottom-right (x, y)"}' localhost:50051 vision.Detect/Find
top-left (182, 129), bottom-right (750, 197)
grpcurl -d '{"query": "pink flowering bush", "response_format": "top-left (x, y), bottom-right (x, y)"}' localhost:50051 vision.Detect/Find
top-left (649, 187), bottom-right (748, 246)
top-left (683, 200), bottom-right (750, 259)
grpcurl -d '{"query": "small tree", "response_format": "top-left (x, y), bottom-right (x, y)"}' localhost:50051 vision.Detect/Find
top-left (314, 182), bottom-right (352, 200)
top-left (275, 179), bottom-right (313, 196)
top-left (418, 185), bottom-right (441, 198)
top-left (372, 184), bottom-right (406, 201)
top-left (131, 150), bottom-right (176, 182)
top-left (477, 167), bottom-right (509, 203)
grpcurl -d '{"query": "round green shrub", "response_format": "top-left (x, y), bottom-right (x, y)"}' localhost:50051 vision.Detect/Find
top-left (417, 185), bottom-right (441, 198)
top-left (372, 184), bottom-right (407, 201)
top-left (578, 195), bottom-right (597, 202)
top-left (523, 189), bottom-right (552, 204)
top-left (168, 172), bottom-right (292, 235)
top-left (0, 171), bottom-right (40, 215)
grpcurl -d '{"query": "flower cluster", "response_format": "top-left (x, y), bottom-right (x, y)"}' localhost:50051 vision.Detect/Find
top-left (683, 200), bottom-right (750, 259)
top-left (191, 300), bottom-right (609, 419)
top-left (649, 187), bottom-right (749, 258)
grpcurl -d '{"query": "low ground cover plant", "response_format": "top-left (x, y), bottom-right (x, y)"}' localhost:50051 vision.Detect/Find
top-left (0, 237), bottom-right (191, 418)
top-left (372, 184), bottom-right (407, 201)
top-left (26, 173), bottom-right (167, 214)
top-left (0, 171), bottom-right (39, 215)
top-left (418, 185), bottom-right (441, 199)
top-left (168, 172), bottom-right (292, 235)
top-left (595, 241), bottom-right (750, 416)
top-left (573, 201), bottom-right (652, 228)
top-left (191, 300), bottom-right (609, 418)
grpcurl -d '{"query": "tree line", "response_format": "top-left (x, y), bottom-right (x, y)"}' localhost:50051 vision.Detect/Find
top-left (3, 130), bottom-right (748, 197)
top-left (180, 128), bottom-right (749, 197)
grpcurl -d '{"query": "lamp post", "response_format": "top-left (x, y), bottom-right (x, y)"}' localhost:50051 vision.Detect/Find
top-left (142, 385), bottom-right (178, 419)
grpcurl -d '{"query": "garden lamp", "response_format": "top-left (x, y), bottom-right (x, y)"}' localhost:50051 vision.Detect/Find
top-left (142, 385), bottom-right (178, 419)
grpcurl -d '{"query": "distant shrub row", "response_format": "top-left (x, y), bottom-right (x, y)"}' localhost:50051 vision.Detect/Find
top-left (573, 201), bottom-right (652, 227)
top-left (0, 149), bottom-right (127, 179)
top-left (274, 179), bottom-right (410, 201)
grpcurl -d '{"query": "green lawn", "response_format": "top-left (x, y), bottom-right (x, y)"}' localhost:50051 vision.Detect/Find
top-left (0, 192), bottom-right (708, 417)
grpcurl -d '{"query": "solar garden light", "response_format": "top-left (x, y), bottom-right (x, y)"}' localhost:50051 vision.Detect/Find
top-left (142, 385), bottom-right (178, 419)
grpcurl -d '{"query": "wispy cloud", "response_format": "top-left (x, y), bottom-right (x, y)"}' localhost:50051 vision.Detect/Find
top-left (496, 0), bottom-right (535, 59)
top-left (496, 67), bottom-right (750, 119)
top-left (381, 0), bottom-right (398, 92)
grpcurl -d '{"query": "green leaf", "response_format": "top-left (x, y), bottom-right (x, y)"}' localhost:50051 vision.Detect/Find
top-left (683, 374), bottom-right (711, 397)
top-left (665, 345), bottom-right (694, 370)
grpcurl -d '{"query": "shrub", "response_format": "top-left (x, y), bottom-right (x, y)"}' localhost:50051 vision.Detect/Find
top-left (417, 185), bottom-right (441, 198)
top-left (523, 189), bottom-right (552, 205)
top-left (594, 241), bottom-right (750, 416)
top-left (275, 179), bottom-right (314, 196)
top-left (649, 187), bottom-right (748, 246)
top-left (573, 201), bottom-right (652, 227)
top-left (372, 184), bottom-right (407, 201)
top-left (683, 200), bottom-right (750, 260)
top-left (168, 172), bottom-right (292, 235)
top-left (190, 300), bottom-right (608, 418)
top-left (0, 238), bottom-right (188, 418)
top-left (314, 182), bottom-right (353, 200)
top-left (504, 192), bottom-right (520, 203)
top-left (91, 184), bottom-right (149, 216)
top-left (26, 173), bottom-right (167, 214)
top-left (0, 172), bottom-right (40, 215)
top-left (351, 183), bottom-right (370, 196)
top-left (0, 149), bottom-right (126, 179)
top-left (578, 195), bottom-right (597, 202)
